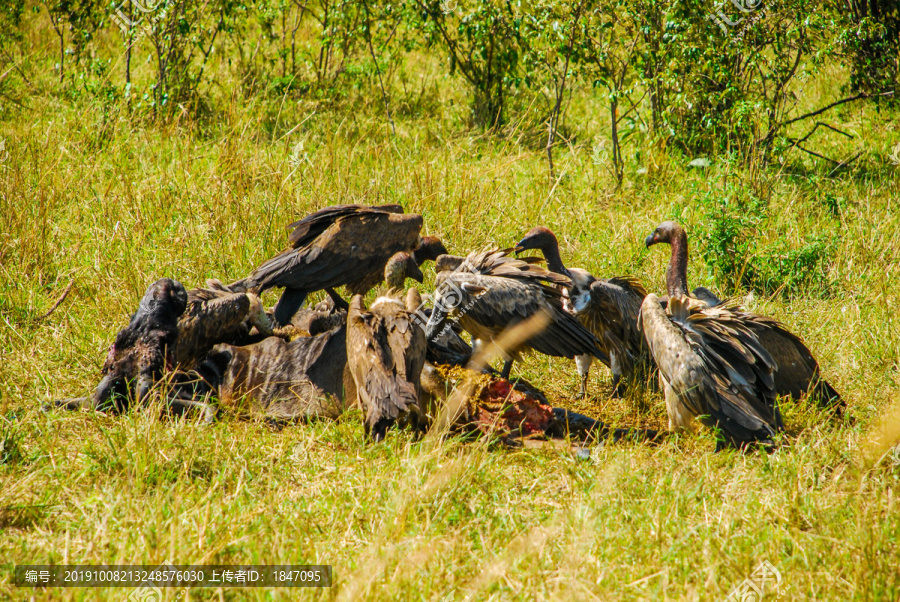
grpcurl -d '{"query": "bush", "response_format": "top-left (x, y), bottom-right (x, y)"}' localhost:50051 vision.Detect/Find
top-left (693, 186), bottom-right (837, 298)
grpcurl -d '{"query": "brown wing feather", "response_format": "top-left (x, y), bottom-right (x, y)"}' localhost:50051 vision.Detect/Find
top-left (346, 295), bottom-right (425, 440)
top-left (640, 294), bottom-right (781, 447)
top-left (248, 211), bottom-right (423, 295)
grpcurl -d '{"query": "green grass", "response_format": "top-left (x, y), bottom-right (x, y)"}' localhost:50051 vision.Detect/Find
top-left (2, 16), bottom-right (900, 601)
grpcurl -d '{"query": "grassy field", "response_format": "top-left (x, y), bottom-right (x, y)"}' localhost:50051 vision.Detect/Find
top-left (3, 12), bottom-right (900, 600)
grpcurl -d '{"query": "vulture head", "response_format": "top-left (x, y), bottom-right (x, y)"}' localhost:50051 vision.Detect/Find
top-left (645, 221), bottom-right (690, 297)
top-left (423, 275), bottom-right (487, 342)
top-left (412, 236), bottom-right (449, 266)
top-left (384, 251), bottom-right (424, 292)
top-left (644, 221), bottom-right (686, 248)
top-left (434, 254), bottom-right (466, 274)
top-left (94, 278), bottom-right (187, 410)
top-left (514, 226), bottom-right (558, 255)
top-left (564, 267), bottom-right (596, 313)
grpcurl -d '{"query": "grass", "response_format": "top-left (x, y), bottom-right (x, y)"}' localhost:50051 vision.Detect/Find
top-left (2, 13), bottom-right (900, 601)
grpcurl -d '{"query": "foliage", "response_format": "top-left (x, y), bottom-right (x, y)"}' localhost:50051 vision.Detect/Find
top-left (836, 0), bottom-right (900, 103)
top-left (693, 185), bottom-right (837, 298)
top-left (417, 0), bottom-right (525, 128)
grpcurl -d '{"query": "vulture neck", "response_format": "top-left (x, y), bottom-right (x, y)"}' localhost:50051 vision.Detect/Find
top-left (665, 233), bottom-right (690, 298)
top-left (540, 239), bottom-right (568, 277)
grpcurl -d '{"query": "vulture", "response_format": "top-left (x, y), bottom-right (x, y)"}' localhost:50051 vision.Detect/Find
top-left (645, 221), bottom-right (843, 410)
top-left (230, 204), bottom-right (432, 326)
top-left (174, 280), bottom-right (274, 368)
top-left (346, 255), bottom-right (428, 440)
top-left (423, 248), bottom-right (608, 380)
top-left (639, 293), bottom-right (782, 449)
top-left (515, 226), bottom-right (653, 397)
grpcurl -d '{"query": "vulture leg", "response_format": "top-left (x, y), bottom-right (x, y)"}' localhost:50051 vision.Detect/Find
top-left (500, 360), bottom-right (513, 380)
top-left (273, 287), bottom-right (308, 326)
top-left (325, 288), bottom-right (350, 311)
top-left (575, 354), bottom-right (592, 398)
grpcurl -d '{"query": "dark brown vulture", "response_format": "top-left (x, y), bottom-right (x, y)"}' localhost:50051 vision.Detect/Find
top-left (645, 221), bottom-right (843, 411)
top-left (173, 280), bottom-right (274, 368)
top-left (514, 226), bottom-right (652, 397)
top-left (423, 248), bottom-right (608, 380)
top-left (347, 286), bottom-right (427, 441)
top-left (639, 293), bottom-right (782, 450)
top-left (231, 204), bottom-right (425, 326)
top-left (412, 236), bottom-right (449, 267)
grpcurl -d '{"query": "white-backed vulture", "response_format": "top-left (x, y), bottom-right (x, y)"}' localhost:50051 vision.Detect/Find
top-left (515, 226), bottom-right (653, 397)
top-left (347, 290), bottom-right (427, 441)
top-left (423, 248), bottom-right (608, 380)
top-left (639, 293), bottom-right (782, 449)
top-left (230, 204), bottom-right (426, 326)
top-left (645, 221), bottom-right (843, 411)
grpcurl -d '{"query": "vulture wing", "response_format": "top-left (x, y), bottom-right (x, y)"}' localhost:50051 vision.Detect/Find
top-left (438, 271), bottom-right (606, 363)
top-left (174, 288), bottom-right (271, 369)
top-left (742, 314), bottom-right (843, 408)
top-left (640, 294), bottom-right (781, 447)
top-left (347, 295), bottom-right (425, 440)
top-left (248, 211), bottom-right (423, 295)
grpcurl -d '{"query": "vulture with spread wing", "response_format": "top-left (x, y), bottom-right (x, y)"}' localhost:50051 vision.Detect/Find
top-left (515, 226), bottom-right (653, 397)
top-left (639, 293), bottom-right (782, 449)
top-left (231, 204), bottom-right (435, 326)
top-left (645, 221), bottom-right (843, 411)
top-left (423, 248), bottom-right (607, 380)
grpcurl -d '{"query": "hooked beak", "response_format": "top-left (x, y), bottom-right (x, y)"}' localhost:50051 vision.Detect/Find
top-left (410, 264), bottom-right (425, 283)
top-left (645, 233), bottom-right (658, 248)
top-left (424, 310), bottom-right (447, 341)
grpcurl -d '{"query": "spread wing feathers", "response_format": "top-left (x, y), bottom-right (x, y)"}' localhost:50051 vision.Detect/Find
top-left (461, 247), bottom-right (571, 286)
top-left (285, 203), bottom-right (403, 247)
top-left (247, 211), bottom-right (423, 294)
top-left (587, 277), bottom-right (646, 350)
top-left (175, 290), bottom-right (260, 368)
top-left (347, 295), bottom-right (426, 439)
top-left (740, 313), bottom-right (843, 406)
top-left (445, 271), bottom-right (606, 362)
top-left (641, 294), bottom-right (781, 445)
